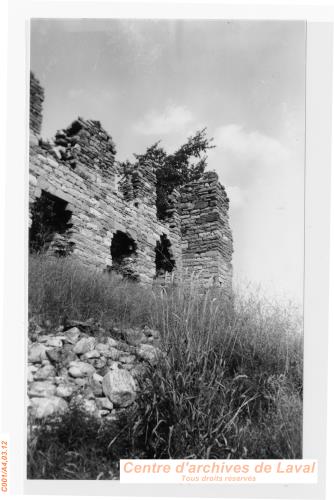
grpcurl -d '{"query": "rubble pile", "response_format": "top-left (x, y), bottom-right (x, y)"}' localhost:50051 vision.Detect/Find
top-left (27, 318), bottom-right (162, 421)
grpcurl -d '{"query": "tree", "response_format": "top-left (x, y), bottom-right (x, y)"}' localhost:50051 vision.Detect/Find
top-left (121, 128), bottom-right (215, 219)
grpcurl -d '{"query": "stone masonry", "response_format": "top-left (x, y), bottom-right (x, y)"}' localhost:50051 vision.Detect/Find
top-left (29, 72), bottom-right (233, 291)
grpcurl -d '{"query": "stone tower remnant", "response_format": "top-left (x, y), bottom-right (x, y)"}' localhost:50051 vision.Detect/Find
top-left (29, 72), bottom-right (233, 293)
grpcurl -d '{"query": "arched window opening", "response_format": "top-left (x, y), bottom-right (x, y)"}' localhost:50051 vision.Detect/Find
top-left (155, 234), bottom-right (175, 276)
top-left (29, 190), bottom-right (73, 256)
top-left (110, 231), bottom-right (139, 280)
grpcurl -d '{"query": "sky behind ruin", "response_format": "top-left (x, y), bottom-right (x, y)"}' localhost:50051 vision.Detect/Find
top-left (31, 19), bottom-right (306, 302)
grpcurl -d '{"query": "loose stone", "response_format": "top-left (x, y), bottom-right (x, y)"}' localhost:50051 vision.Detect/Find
top-left (102, 369), bottom-right (137, 408)
top-left (73, 337), bottom-right (96, 355)
top-left (96, 397), bottom-right (113, 410)
top-left (63, 327), bottom-right (81, 344)
top-left (34, 364), bottom-right (56, 380)
top-left (28, 381), bottom-right (56, 398)
top-left (81, 349), bottom-right (101, 360)
top-left (46, 348), bottom-right (62, 363)
top-left (119, 355), bottom-right (136, 364)
top-left (73, 396), bottom-right (98, 416)
top-left (29, 396), bottom-right (68, 419)
top-left (46, 337), bottom-right (63, 348)
top-left (56, 384), bottom-right (75, 398)
top-left (136, 344), bottom-right (162, 365)
top-left (69, 361), bottom-right (95, 378)
top-left (28, 343), bottom-right (47, 363)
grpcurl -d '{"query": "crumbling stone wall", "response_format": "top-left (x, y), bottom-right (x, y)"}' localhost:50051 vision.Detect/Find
top-left (30, 72), bottom-right (44, 138)
top-left (29, 72), bottom-right (233, 291)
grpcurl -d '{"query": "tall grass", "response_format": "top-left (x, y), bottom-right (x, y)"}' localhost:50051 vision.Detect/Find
top-left (28, 255), bottom-right (303, 478)
top-left (128, 282), bottom-right (302, 460)
top-left (29, 254), bottom-right (154, 329)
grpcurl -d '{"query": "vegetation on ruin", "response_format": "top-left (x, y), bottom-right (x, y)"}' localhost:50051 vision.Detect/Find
top-left (28, 255), bottom-right (303, 479)
top-left (119, 128), bottom-right (215, 219)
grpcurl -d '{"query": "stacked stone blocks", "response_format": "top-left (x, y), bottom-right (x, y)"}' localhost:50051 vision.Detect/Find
top-left (29, 72), bottom-right (233, 292)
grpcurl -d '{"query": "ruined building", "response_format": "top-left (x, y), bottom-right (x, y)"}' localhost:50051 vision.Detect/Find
top-left (29, 72), bottom-right (233, 291)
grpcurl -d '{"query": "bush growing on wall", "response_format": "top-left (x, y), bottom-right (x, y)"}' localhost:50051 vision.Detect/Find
top-left (120, 128), bottom-right (215, 219)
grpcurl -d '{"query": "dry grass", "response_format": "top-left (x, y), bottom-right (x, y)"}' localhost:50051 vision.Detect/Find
top-left (28, 255), bottom-right (303, 478)
top-left (29, 254), bottom-right (153, 329)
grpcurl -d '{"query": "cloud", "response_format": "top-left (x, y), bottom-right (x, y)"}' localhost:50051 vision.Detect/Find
top-left (68, 87), bottom-right (114, 102)
top-left (207, 123), bottom-right (304, 301)
top-left (134, 105), bottom-right (194, 135)
top-left (210, 124), bottom-right (290, 187)
top-left (68, 88), bottom-right (85, 99)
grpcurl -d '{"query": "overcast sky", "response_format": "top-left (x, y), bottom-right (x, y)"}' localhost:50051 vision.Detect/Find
top-left (31, 19), bottom-right (306, 302)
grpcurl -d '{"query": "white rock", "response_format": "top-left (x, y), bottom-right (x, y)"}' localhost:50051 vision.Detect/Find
top-left (56, 384), bottom-right (75, 398)
top-left (30, 396), bottom-right (68, 419)
top-left (68, 361), bottom-right (95, 378)
top-left (119, 355), bottom-right (136, 364)
top-left (92, 373), bottom-right (103, 383)
top-left (82, 399), bottom-right (98, 416)
top-left (64, 327), bottom-right (81, 344)
top-left (107, 361), bottom-right (120, 370)
top-left (73, 395), bottom-right (98, 416)
top-left (73, 337), bottom-right (96, 354)
top-left (106, 338), bottom-right (118, 348)
top-left (96, 397), bottom-right (113, 410)
top-left (27, 366), bottom-right (36, 382)
top-left (46, 337), bottom-right (63, 348)
top-left (34, 364), bottom-right (56, 380)
top-left (102, 369), bottom-right (137, 407)
top-left (30, 133), bottom-right (39, 146)
top-left (136, 344), bottom-right (162, 365)
top-left (104, 415), bottom-right (118, 423)
top-left (74, 378), bottom-right (87, 387)
top-left (28, 381), bottom-right (56, 397)
top-left (41, 359), bottom-right (52, 366)
top-left (95, 343), bottom-right (110, 355)
top-left (81, 349), bottom-right (100, 360)
top-left (88, 373), bottom-right (103, 396)
top-left (28, 343), bottom-right (47, 363)
top-left (89, 379), bottom-right (103, 396)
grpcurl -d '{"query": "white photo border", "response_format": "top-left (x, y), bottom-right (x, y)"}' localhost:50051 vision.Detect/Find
top-left (1, 2), bottom-right (332, 499)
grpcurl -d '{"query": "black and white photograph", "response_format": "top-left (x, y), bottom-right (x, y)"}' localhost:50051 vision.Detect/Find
top-left (27, 18), bottom-right (305, 480)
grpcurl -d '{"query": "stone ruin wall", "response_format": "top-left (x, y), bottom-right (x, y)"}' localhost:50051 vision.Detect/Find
top-left (29, 72), bottom-right (233, 291)
top-left (180, 175), bottom-right (233, 289)
top-left (30, 72), bottom-right (44, 136)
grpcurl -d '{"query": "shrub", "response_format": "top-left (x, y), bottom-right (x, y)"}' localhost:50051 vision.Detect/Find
top-left (27, 404), bottom-right (134, 479)
top-left (119, 129), bottom-right (215, 219)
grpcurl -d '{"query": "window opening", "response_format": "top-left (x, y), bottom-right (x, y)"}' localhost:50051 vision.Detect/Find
top-left (29, 190), bottom-right (73, 256)
top-left (155, 234), bottom-right (175, 275)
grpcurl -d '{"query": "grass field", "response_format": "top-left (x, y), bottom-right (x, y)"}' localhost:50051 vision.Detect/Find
top-left (28, 255), bottom-right (303, 479)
